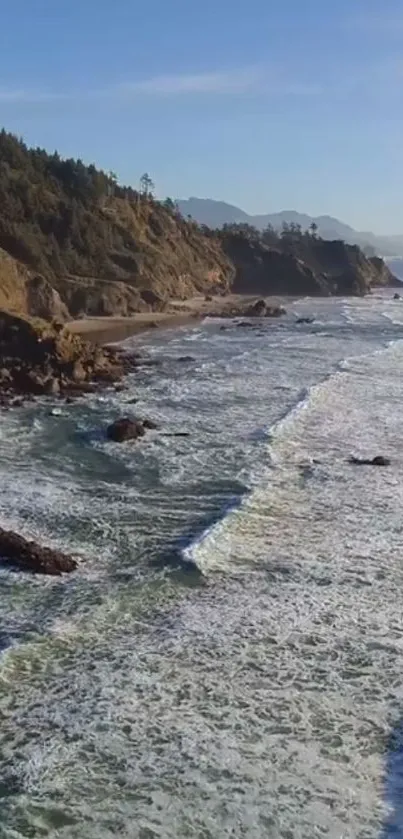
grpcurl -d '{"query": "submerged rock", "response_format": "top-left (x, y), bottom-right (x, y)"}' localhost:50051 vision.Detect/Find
top-left (349, 455), bottom-right (391, 467)
top-left (296, 316), bottom-right (315, 324)
top-left (0, 527), bottom-right (77, 575)
top-left (394, 293), bottom-right (401, 300)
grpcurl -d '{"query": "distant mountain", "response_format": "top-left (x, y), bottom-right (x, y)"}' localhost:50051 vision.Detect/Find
top-left (177, 198), bottom-right (403, 258)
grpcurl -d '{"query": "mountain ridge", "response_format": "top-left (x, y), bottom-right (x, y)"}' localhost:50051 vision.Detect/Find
top-left (177, 198), bottom-right (403, 259)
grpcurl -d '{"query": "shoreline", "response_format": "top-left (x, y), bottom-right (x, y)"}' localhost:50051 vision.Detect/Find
top-left (67, 311), bottom-right (201, 345)
top-left (67, 294), bottom-right (287, 345)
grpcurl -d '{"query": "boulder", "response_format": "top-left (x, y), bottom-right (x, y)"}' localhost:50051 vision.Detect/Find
top-left (246, 299), bottom-right (286, 318)
top-left (0, 527), bottom-right (77, 574)
top-left (107, 417), bottom-right (147, 443)
top-left (394, 293), bottom-right (401, 300)
top-left (248, 299), bottom-right (267, 317)
top-left (296, 316), bottom-right (315, 324)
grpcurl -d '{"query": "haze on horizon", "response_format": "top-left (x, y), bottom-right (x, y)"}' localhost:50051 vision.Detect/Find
top-left (0, 0), bottom-right (402, 235)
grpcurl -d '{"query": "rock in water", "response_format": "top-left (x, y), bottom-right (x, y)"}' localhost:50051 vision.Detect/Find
top-left (0, 528), bottom-right (77, 574)
top-left (349, 455), bottom-right (391, 467)
top-left (106, 417), bottom-right (147, 443)
top-left (248, 299), bottom-right (267, 317)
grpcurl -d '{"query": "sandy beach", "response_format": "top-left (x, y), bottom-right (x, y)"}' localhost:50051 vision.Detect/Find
top-left (67, 295), bottom-right (260, 344)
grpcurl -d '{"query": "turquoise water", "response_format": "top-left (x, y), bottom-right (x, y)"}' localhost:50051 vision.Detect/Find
top-left (0, 294), bottom-right (403, 837)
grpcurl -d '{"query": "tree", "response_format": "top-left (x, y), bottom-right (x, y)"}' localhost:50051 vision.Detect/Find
top-left (262, 223), bottom-right (279, 247)
top-left (163, 197), bottom-right (175, 212)
top-left (139, 172), bottom-right (155, 197)
top-left (309, 221), bottom-right (318, 238)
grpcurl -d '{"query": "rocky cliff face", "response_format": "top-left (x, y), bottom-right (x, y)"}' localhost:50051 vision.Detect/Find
top-left (0, 248), bottom-right (69, 320)
top-left (222, 234), bottom-right (398, 297)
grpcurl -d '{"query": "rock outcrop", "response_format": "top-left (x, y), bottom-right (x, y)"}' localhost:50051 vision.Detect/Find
top-left (0, 527), bottom-right (77, 574)
top-left (220, 233), bottom-right (399, 297)
top-left (0, 310), bottom-right (125, 402)
top-left (206, 297), bottom-right (286, 320)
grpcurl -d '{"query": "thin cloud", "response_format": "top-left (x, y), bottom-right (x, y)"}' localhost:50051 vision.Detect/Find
top-left (0, 67), bottom-right (323, 105)
top-left (116, 67), bottom-right (261, 96)
top-left (0, 88), bottom-right (69, 103)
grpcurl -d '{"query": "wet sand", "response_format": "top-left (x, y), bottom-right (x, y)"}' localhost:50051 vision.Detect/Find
top-left (67, 295), bottom-right (260, 344)
top-left (67, 311), bottom-right (200, 345)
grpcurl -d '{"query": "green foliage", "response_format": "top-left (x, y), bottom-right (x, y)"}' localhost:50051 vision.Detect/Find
top-left (139, 172), bottom-right (155, 196)
top-left (216, 219), bottom-right (324, 259)
top-left (0, 130), bottom-right (170, 282)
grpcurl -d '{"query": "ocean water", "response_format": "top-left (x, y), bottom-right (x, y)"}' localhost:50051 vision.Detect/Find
top-left (0, 293), bottom-right (403, 837)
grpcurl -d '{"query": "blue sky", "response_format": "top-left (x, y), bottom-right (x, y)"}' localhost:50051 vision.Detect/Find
top-left (1, 0), bottom-right (402, 232)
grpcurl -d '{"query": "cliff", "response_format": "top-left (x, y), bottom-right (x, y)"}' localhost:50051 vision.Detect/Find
top-left (220, 229), bottom-right (399, 297)
top-left (0, 130), bottom-right (232, 319)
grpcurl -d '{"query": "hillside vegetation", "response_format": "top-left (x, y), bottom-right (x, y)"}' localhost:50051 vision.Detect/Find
top-left (0, 130), bottom-right (397, 320)
top-left (0, 130), bottom-right (232, 318)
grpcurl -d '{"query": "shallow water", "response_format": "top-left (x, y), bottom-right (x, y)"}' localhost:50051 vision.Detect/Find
top-left (0, 293), bottom-right (403, 837)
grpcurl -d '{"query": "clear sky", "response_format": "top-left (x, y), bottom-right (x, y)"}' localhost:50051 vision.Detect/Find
top-left (1, 0), bottom-right (402, 233)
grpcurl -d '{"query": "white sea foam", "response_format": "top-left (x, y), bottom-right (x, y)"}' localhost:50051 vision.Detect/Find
top-left (0, 298), bottom-right (402, 837)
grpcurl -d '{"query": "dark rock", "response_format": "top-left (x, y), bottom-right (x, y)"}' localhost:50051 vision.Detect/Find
top-left (349, 455), bottom-right (391, 467)
top-left (127, 397), bottom-right (138, 404)
top-left (245, 299), bottom-right (286, 318)
top-left (0, 527), bottom-right (77, 575)
top-left (205, 294), bottom-right (213, 302)
top-left (394, 293), bottom-right (401, 300)
top-left (248, 299), bottom-right (267, 317)
top-left (296, 316), bottom-right (315, 324)
top-left (107, 417), bottom-right (147, 443)
top-left (176, 356), bottom-right (195, 362)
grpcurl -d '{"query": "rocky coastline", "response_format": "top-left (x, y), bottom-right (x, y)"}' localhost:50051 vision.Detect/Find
top-left (0, 290), bottom-right (398, 575)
